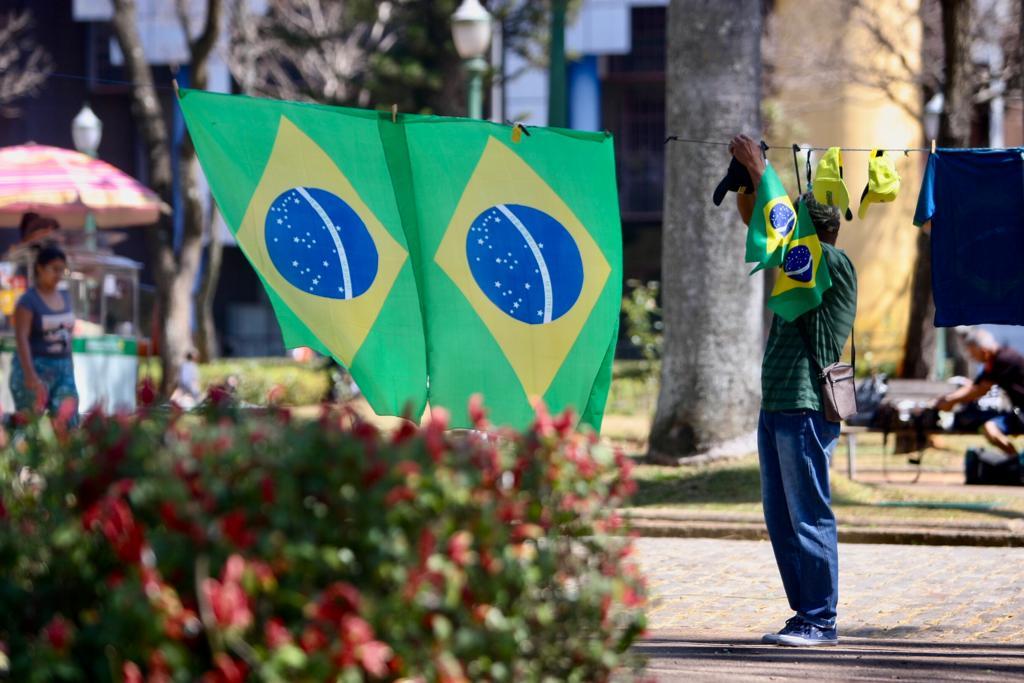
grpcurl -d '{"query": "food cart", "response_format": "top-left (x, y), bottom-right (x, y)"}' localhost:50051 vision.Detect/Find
top-left (0, 237), bottom-right (143, 414)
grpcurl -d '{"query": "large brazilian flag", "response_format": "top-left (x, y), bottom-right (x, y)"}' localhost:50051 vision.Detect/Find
top-left (404, 124), bottom-right (621, 429)
top-left (178, 90), bottom-right (427, 417)
top-left (178, 90), bottom-right (622, 429)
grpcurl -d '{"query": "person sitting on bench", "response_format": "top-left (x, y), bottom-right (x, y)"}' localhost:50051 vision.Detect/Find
top-left (935, 328), bottom-right (1024, 458)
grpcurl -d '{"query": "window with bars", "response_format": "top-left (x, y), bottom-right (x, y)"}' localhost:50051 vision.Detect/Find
top-left (603, 6), bottom-right (667, 222)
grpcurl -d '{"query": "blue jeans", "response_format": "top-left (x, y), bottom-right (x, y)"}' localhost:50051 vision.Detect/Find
top-left (10, 356), bottom-right (79, 424)
top-left (758, 409), bottom-right (840, 628)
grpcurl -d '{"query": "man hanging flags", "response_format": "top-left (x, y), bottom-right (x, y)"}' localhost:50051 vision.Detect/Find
top-left (177, 89), bottom-right (621, 429)
top-left (177, 90), bottom-right (428, 418)
top-left (768, 197), bottom-right (832, 321)
top-left (746, 162), bottom-right (797, 271)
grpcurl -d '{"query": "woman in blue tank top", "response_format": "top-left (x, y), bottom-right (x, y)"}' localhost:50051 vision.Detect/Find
top-left (10, 245), bottom-right (78, 421)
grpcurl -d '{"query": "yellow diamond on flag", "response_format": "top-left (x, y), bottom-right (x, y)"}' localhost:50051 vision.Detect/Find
top-left (236, 116), bottom-right (407, 366)
top-left (771, 233), bottom-right (822, 296)
top-left (434, 136), bottom-right (611, 400)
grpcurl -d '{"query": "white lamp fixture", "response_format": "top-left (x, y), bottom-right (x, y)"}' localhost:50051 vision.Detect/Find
top-left (451, 0), bottom-right (493, 60)
top-left (72, 103), bottom-right (103, 157)
top-left (923, 93), bottom-right (943, 142)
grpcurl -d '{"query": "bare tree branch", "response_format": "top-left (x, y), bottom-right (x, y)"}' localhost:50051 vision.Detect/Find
top-left (0, 10), bottom-right (53, 111)
top-left (226, 0), bottom-right (398, 105)
top-left (766, 0), bottom-right (1020, 125)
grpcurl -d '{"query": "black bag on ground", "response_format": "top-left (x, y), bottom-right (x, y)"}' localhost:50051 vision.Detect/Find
top-left (964, 448), bottom-right (1023, 486)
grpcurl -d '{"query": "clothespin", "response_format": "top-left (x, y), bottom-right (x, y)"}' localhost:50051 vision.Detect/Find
top-left (904, 149), bottom-right (910, 157)
top-left (930, 139), bottom-right (936, 154)
top-left (804, 145), bottom-right (813, 186)
top-left (506, 121), bottom-right (530, 143)
top-left (172, 79), bottom-right (180, 97)
top-left (391, 104), bottom-right (398, 124)
top-left (791, 144), bottom-right (803, 194)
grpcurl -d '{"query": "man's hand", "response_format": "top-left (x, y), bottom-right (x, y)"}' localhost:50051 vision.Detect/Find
top-left (728, 134), bottom-right (765, 189)
top-left (933, 380), bottom-right (991, 413)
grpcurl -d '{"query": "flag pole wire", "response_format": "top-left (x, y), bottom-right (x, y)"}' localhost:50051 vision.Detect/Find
top-left (45, 70), bottom-right (178, 91)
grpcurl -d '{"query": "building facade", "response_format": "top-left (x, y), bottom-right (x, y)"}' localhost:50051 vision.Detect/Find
top-left (0, 0), bottom-right (287, 357)
top-left (501, 0), bottom-right (1023, 365)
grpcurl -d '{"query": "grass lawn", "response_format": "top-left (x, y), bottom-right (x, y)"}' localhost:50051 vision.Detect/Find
top-left (597, 365), bottom-right (1024, 526)
top-left (613, 423), bottom-right (1024, 526)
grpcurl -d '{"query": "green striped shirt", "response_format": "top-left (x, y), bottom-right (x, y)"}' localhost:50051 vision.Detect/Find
top-left (761, 244), bottom-right (858, 412)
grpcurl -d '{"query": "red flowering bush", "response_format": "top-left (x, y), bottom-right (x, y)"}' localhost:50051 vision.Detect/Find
top-left (0, 397), bottom-right (645, 681)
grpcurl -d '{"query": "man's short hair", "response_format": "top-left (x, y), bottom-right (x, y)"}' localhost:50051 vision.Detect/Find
top-left (957, 326), bottom-right (999, 351)
top-left (798, 191), bottom-right (840, 233)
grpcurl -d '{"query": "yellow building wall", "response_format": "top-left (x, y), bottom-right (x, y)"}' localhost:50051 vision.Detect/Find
top-left (768, 0), bottom-right (924, 368)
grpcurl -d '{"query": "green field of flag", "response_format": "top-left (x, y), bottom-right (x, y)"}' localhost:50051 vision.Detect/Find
top-left (746, 163), bottom-right (796, 271)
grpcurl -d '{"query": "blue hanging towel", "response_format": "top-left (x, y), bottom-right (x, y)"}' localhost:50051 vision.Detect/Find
top-left (914, 149), bottom-right (1024, 327)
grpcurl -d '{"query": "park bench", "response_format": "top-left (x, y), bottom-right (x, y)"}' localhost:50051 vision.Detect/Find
top-left (841, 378), bottom-right (984, 482)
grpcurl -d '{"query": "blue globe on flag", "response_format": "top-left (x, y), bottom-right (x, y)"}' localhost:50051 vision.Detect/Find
top-left (783, 245), bottom-right (814, 283)
top-left (265, 187), bottom-right (378, 300)
top-left (769, 202), bottom-right (796, 238)
top-left (466, 204), bottom-right (584, 325)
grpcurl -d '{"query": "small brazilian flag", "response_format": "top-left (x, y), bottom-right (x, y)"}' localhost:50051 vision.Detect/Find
top-left (768, 198), bottom-right (832, 321)
top-left (747, 163), bottom-right (797, 271)
top-left (177, 90), bottom-right (621, 429)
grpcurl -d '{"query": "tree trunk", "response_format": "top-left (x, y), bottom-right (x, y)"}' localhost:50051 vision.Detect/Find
top-left (111, 0), bottom-right (222, 395)
top-left (110, 0), bottom-right (177, 393)
top-left (901, 230), bottom-right (936, 377)
top-left (648, 0), bottom-right (764, 462)
top-left (901, 0), bottom-right (973, 379)
top-left (196, 210), bottom-right (223, 362)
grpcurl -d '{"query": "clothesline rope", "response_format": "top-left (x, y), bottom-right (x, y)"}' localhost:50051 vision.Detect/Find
top-left (665, 135), bottom-right (1021, 153)
top-left (664, 135), bottom-right (931, 152)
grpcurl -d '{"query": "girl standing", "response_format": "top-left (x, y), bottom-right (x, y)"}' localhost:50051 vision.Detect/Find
top-left (11, 246), bottom-right (78, 420)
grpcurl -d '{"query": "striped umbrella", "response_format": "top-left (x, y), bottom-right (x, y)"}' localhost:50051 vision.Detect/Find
top-left (0, 144), bottom-right (168, 229)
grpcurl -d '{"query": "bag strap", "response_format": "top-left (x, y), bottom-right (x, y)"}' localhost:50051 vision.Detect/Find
top-left (795, 315), bottom-right (856, 377)
top-left (795, 317), bottom-right (825, 379)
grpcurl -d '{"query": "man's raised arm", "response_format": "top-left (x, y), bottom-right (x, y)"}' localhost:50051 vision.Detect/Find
top-left (729, 134), bottom-right (765, 226)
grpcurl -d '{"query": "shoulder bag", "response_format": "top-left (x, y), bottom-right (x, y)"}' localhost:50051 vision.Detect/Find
top-left (796, 319), bottom-right (857, 423)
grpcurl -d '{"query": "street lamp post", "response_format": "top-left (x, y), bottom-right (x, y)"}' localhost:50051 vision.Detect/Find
top-left (548, 0), bottom-right (568, 128)
top-left (451, 0), bottom-right (492, 120)
top-left (72, 104), bottom-right (103, 250)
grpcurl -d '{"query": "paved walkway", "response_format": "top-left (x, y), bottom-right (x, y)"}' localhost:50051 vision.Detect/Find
top-left (634, 538), bottom-right (1024, 681)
